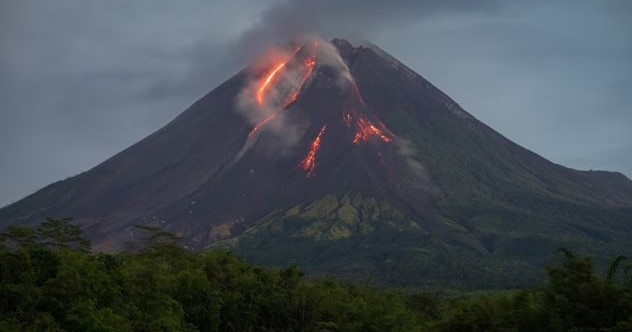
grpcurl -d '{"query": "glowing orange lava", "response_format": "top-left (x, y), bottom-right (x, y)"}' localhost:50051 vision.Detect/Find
top-left (247, 44), bottom-right (395, 179)
top-left (256, 47), bottom-right (301, 106)
top-left (347, 78), bottom-right (394, 144)
top-left (249, 44), bottom-right (319, 140)
top-left (352, 115), bottom-right (393, 144)
top-left (256, 62), bottom-right (286, 106)
top-left (283, 52), bottom-right (317, 108)
top-left (299, 125), bottom-right (327, 177)
top-left (247, 111), bottom-right (279, 139)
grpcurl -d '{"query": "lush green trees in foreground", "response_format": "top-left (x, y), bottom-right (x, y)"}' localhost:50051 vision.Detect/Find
top-left (1, 219), bottom-right (632, 331)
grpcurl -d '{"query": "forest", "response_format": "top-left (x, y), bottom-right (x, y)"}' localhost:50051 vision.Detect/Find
top-left (1, 218), bottom-right (632, 331)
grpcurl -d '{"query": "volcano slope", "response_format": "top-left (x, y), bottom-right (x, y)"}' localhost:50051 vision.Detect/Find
top-left (2, 38), bottom-right (631, 288)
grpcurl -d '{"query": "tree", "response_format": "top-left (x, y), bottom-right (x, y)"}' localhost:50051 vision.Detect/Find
top-left (37, 217), bottom-right (90, 252)
top-left (133, 225), bottom-right (183, 255)
top-left (1, 224), bottom-right (38, 249)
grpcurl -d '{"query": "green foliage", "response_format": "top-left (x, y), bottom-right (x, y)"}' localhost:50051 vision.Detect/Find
top-left (0, 223), bottom-right (423, 331)
top-left (1, 224), bottom-right (38, 248)
top-left (133, 224), bottom-right (182, 253)
top-left (431, 249), bottom-right (632, 332)
top-left (38, 217), bottom-right (91, 252)
top-left (2, 223), bottom-right (632, 331)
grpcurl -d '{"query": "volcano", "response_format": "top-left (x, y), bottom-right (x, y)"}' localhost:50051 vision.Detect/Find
top-left (2, 38), bottom-right (632, 288)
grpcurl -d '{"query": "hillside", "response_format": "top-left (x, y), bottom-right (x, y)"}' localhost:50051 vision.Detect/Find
top-left (2, 37), bottom-right (632, 288)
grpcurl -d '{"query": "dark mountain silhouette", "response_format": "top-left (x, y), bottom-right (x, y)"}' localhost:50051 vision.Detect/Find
top-left (2, 38), bottom-right (632, 288)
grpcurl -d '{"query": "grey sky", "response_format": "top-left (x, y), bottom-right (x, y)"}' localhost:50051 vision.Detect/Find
top-left (1, 0), bottom-right (631, 205)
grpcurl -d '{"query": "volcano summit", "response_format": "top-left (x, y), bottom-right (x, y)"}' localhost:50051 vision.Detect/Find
top-left (2, 37), bottom-right (632, 288)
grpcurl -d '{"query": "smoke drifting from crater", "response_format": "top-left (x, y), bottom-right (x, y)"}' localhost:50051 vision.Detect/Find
top-left (231, 0), bottom-right (500, 62)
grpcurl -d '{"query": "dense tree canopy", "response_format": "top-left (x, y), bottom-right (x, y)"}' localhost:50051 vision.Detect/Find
top-left (1, 219), bottom-right (631, 331)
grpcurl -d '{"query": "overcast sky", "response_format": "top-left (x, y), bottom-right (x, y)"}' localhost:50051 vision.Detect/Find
top-left (1, 0), bottom-right (631, 205)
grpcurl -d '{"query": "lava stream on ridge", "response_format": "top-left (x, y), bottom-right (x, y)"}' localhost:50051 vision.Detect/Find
top-left (247, 43), bottom-right (319, 140)
top-left (299, 125), bottom-right (327, 178)
top-left (255, 46), bottom-right (301, 107)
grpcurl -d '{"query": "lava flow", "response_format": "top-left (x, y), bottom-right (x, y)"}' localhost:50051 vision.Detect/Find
top-left (245, 40), bottom-right (394, 178)
top-left (248, 44), bottom-right (319, 140)
top-left (299, 125), bottom-right (327, 177)
top-left (352, 114), bottom-right (392, 144)
top-left (283, 52), bottom-right (317, 108)
top-left (256, 47), bottom-right (301, 106)
top-left (247, 112), bottom-right (278, 139)
top-left (346, 77), bottom-right (394, 143)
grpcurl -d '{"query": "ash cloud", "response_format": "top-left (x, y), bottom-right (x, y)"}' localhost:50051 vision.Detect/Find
top-left (231, 0), bottom-right (500, 64)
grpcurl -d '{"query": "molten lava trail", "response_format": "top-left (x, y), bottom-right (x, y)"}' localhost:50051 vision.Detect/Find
top-left (256, 46), bottom-right (302, 106)
top-left (352, 115), bottom-right (392, 144)
top-left (299, 125), bottom-right (327, 177)
top-left (247, 111), bottom-right (279, 139)
top-left (346, 77), bottom-right (394, 144)
top-left (249, 44), bottom-right (319, 140)
top-left (283, 54), bottom-right (317, 108)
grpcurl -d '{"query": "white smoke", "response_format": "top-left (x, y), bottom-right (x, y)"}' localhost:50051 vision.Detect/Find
top-left (311, 36), bottom-right (353, 88)
top-left (394, 138), bottom-right (425, 174)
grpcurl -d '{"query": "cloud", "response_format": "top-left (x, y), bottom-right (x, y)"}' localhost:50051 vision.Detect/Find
top-left (231, 0), bottom-right (499, 63)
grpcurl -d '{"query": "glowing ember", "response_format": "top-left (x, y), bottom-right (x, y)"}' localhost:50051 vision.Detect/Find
top-left (256, 47), bottom-right (301, 106)
top-left (283, 51), bottom-right (317, 108)
top-left (247, 111), bottom-right (279, 139)
top-left (352, 115), bottom-right (393, 144)
top-left (256, 62), bottom-right (286, 106)
top-left (299, 125), bottom-right (327, 177)
top-left (347, 78), bottom-right (394, 144)
top-left (249, 44), bottom-right (319, 140)
top-left (283, 91), bottom-right (300, 108)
